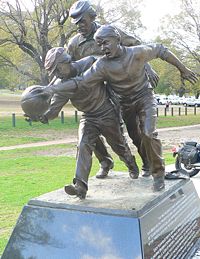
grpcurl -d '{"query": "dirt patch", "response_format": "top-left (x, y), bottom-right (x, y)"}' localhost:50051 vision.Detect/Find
top-left (32, 147), bottom-right (77, 157)
top-left (158, 125), bottom-right (200, 151)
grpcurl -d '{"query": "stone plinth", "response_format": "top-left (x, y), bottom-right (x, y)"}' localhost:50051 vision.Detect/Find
top-left (2, 172), bottom-right (200, 259)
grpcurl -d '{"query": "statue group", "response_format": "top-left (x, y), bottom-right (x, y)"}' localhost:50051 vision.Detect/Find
top-left (22, 0), bottom-right (198, 199)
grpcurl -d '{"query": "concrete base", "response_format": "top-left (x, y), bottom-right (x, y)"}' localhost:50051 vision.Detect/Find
top-left (2, 172), bottom-right (200, 259)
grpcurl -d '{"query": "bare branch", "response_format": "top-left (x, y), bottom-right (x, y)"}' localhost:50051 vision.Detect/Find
top-left (0, 54), bottom-right (40, 82)
top-left (0, 0), bottom-right (74, 85)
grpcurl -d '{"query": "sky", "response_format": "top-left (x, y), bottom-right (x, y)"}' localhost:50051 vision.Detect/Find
top-left (5, 0), bottom-right (181, 41)
top-left (90, 0), bottom-right (181, 40)
top-left (139, 0), bottom-right (181, 40)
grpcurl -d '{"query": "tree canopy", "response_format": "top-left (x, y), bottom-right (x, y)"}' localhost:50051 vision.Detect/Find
top-left (0, 0), bottom-right (199, 94)
top-left (0, 0), bottom-right (76, 87)
top-left (158, 0), bottom-right (200, 96)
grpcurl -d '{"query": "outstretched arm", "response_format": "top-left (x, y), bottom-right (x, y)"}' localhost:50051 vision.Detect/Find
top-left (43, 79), bottom-right (78, 97)
top-left (161, 49), bottom-right (198, 85)
top-left (138, 44), bottom-right (198, 85)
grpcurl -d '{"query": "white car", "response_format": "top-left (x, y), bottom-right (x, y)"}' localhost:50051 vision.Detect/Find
top-left (168, 97), bottom-right (180, 105)
top-left (177, 97), bottom-right (187, 105)
top-left (185, 98), bottom-right (200, 107)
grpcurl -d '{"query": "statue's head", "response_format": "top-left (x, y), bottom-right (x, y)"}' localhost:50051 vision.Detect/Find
top-left (21, 85), bottom-right (51, 121)
top-left (45, 47), bottom-right (75, 79)
top-left (94, 25), bottom-right (121, 59)
top-left (69, 0), bottom-right (97, 36)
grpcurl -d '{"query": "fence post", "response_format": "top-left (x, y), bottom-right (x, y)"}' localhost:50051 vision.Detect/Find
top-left (156, 107), bottom-right (159, 117)
top-left (75, 110), bottom-right (78, 122)
top-left (61, 111), bottom-right (64, 124)
top-left (171, 107), bottom-right (174, 116)
top-left (179, 107), bottom-right (181, 116)
top-left (12, 113), bottom-right (16, 127)
top-left (164, 108), bottom-right (167, 116)
top-left (194, 106), bottom-right (197, 115)
top-left (185, 107), bottom-right (187, 116)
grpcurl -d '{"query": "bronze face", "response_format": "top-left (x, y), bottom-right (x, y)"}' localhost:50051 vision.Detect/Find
top-left (76, 13), bottom-right (94, 37)
top-left (53, 62), bottom-right (76, 80)
top-left (96, 37), bottom-right (122, 59)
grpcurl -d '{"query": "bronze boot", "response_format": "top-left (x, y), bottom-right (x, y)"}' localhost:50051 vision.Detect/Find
top-left (129, 156), bottom-right (139, 179)
top-left (64, 179), bottom-right (87, 199)
top-left (152, 176), bottom-right (165, 192)
top-left (141, 161), bottom-right (151, 177)
top-left (96, 160), bottom-right (114, 179)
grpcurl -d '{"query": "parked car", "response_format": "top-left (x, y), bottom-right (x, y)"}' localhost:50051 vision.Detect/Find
top-left (177, 97), bottom-right (187, 105)
top-left (155, 94), bottom-right (199, 106)
top-left (168, 96), bottom-right (180, 105)
top-left (185, 98), bottom-right (200, 107)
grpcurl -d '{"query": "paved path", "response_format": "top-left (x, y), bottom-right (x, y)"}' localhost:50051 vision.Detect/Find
top-left (0, 137), bottom-right (77, 151)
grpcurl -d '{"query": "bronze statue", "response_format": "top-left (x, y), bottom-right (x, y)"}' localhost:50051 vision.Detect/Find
top-left (69, 25), bottom-right (198, 192)
top-left (67, 0), bottom-right (159, 178)
top-left (41, 47), bottom-right (139, 199)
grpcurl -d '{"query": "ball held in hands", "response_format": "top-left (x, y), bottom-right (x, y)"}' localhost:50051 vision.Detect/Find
top-left (21, 85), bottom-right (51, 122)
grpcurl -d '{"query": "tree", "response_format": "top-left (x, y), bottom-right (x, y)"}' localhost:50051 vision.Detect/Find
top-left (160, 0), bottom-right (200, 61)
top-left (0, 0), bottom-right (146, 88)
top-left (0, 0), bottom-right (76, 87)
top-left (149, 37), bottom-right (190, 96)
top-left (157, 0), bottom-right (200, 96)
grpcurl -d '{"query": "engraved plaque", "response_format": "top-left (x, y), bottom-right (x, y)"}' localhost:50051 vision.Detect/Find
top-left (140, 181), bottom-right (200, 259)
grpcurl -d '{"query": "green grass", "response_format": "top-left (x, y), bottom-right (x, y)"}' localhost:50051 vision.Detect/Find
top-left (0, 115), bottom-right (79, 131)
top-left (157, 114), bottom-right (200, 128)
top-left (0, 136), bottom-right (47, 147)
top-left (0, 116), bottom-right (79, 146)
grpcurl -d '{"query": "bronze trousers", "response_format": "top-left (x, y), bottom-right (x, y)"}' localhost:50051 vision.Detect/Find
top-left (75, 101), bottom-right (136, 186)
top-left (121, 90), bottom-right (165, 178)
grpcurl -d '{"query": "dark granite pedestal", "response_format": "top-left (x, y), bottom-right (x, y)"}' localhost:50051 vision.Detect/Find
top-left (2, 172), bottom-right (200, 259)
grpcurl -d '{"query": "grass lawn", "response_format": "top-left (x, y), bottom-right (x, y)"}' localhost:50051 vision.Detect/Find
top-left (157, 114), bottom-right (200, 128)
top-left (0, 116), bottom-right (79, 146)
